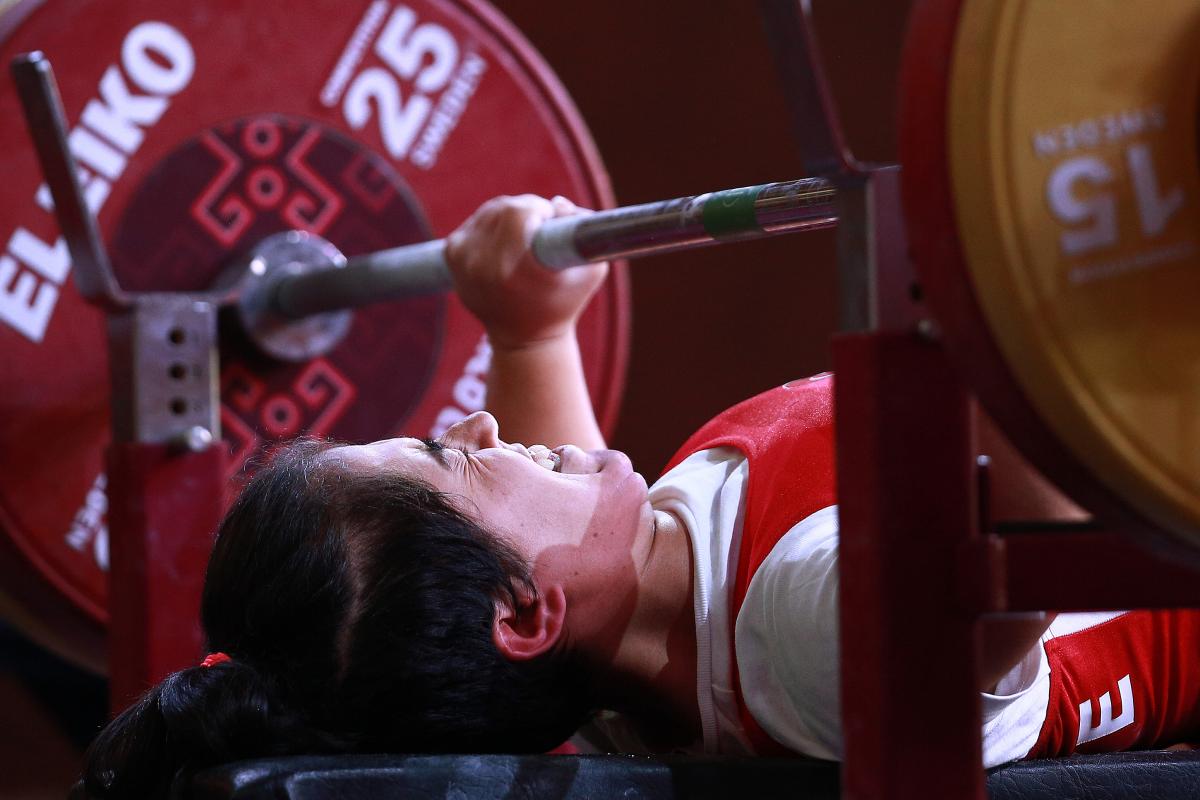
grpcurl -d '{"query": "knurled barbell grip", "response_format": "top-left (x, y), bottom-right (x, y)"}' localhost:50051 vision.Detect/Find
top-left (271, 177), bottom-right (838, 320)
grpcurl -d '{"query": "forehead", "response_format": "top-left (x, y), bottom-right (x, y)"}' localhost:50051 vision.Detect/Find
top-left (324, 437), bottom-right (439, 476)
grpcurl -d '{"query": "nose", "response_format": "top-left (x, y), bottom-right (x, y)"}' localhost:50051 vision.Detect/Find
top-left (442, 411), bottom-right (503, 451)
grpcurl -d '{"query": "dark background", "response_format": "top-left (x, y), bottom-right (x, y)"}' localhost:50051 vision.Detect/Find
top-left (0, 1), bottom-right (912, 795)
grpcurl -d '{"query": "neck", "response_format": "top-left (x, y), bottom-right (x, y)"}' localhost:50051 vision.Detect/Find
top-left (594, 510), bottom-right (701, 749)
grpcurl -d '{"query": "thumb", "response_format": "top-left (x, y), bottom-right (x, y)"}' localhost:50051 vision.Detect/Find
top-left (549, 194), bottom-right (591, 217)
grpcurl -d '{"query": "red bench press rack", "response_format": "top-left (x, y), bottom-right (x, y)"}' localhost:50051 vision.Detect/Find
top-left (759, 2), bottom-right (1200, 797)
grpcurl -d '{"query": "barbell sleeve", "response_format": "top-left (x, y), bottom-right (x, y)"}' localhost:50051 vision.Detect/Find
top-left (271, 239), bottom-right (450, 320)
top-left (271, 177), bottom-right (837, 320)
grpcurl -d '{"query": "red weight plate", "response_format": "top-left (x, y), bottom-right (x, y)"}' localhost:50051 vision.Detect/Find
top-left (898, 0), bottom-right (1160, 539)
top-left (0, 0), bottom-right (629, 669)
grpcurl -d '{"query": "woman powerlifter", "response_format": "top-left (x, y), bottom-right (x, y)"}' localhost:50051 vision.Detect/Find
top-left (80, 195), bottom-right (1200, 798)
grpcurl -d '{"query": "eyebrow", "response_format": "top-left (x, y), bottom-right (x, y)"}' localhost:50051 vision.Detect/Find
top-left (419, 438), bottom-right (450, 468)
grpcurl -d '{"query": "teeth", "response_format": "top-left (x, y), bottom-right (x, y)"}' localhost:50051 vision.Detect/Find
top-left (529, 445), bottom-right (560, 472)
top-left (533, 452), bottom-right (560, 471)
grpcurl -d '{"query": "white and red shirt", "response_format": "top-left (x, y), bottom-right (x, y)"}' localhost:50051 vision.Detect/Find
top-left (648, 375), bottom-right (1200, 767)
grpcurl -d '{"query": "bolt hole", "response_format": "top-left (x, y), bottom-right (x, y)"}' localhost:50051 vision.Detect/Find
top-left (168, 363), bottom-right (187, 380)
top-left (168, 328), bottom-right (186, 345)
top-left (169, 398), bottom-right (188, 415)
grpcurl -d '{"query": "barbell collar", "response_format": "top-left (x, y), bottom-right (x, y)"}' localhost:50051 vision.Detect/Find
top-left (271, 177), bottom-right (838, 320)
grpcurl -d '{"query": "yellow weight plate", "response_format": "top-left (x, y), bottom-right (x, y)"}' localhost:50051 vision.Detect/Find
top-left (949, 1), bottom-right (1200, 539)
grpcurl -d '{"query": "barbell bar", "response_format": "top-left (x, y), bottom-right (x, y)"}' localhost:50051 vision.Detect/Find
top-left (14, 48), bottom-right (840, 365)
top-left (269, 177), bottom-right (839, 320)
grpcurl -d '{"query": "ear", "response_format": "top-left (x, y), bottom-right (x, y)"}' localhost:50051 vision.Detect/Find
top-left (492, 583), bottom-right (567, 662)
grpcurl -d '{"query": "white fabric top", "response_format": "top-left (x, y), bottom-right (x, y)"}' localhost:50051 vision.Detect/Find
top-left (647, 447), bottom-right (1052, 768)
top-left (646, 446), bottom-right (753, 755)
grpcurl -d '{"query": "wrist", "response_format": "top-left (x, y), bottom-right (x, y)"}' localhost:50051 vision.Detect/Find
top-left (486, 325), bottom-right (577, 354)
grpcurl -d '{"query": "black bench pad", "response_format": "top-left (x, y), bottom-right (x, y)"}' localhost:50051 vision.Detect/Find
top-left (188, 750), bottom-right (1200, 799)
top-left (987, 750), bottom-right (1200, 800)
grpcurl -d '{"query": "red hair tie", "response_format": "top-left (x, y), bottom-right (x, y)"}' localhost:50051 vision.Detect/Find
top-left (200, 652), bottom-right (231, 668)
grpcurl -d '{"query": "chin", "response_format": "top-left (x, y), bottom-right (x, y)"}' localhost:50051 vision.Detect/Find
top-left (621, 467), bottom-right (649, 494)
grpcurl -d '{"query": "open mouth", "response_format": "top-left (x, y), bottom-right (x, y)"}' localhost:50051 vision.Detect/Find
top-left (528, 445), bottom-right (563, 472)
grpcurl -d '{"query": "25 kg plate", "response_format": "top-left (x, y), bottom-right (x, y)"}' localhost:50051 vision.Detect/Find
top-left (0, 0), bottom-right (629, 667)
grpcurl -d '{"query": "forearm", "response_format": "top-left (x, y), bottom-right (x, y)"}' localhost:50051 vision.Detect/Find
top-left (485, 331), bottom-right (605, 450)
top-left (979, 613), bottom-right (1057, 692)
top-left (445, 194), bottom-right (607, 447)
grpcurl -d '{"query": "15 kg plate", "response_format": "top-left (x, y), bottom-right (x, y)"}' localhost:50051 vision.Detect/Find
top-left (0, 0), bottom-right (629, 668)
top-left (901, 0), bottom-right (1200, 543)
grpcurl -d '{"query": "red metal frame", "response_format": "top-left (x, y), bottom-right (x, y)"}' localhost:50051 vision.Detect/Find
top-left (815, 0), bottom-right (1200, 796)
top-left (834, 331), bottom-right (985, 800)
top-left (106, 443), bottom-right (227, 710)
top-left (967, 531), bottom-right (1200, 615)
top-left (833, 330), bottom-right (1200, 800)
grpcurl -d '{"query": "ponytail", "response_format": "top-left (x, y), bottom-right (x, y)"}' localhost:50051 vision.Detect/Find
top-left (81, 659), bottom-right (350, 799)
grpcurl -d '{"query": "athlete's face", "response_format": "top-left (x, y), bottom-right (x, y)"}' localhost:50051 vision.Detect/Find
top-left (328, 412), bottom-right (653, 589)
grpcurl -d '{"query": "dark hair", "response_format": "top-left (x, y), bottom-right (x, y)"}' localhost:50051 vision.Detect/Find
top-left (81, 439), bottom-right (595, 797)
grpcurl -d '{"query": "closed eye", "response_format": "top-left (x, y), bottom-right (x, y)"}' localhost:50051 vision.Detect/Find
top-left (419, 437), bottom-right (450, 467)
top-left (422, 437), bottom-right (476, 468)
